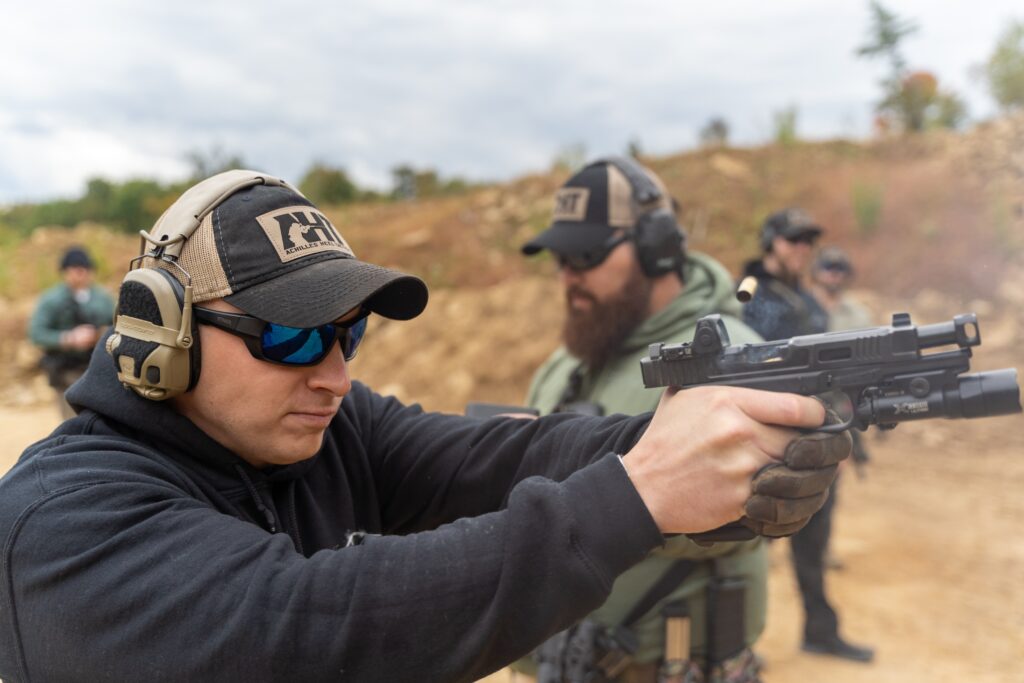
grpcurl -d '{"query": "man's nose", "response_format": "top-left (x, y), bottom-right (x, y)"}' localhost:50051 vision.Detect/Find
top-left (307, 343), bottom-right (351, 397)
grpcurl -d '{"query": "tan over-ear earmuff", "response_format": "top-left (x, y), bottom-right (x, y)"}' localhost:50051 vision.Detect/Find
top-left (106, 170), bottom-right (291, 400)
top-left (106, 267), bottom-right (199, 400)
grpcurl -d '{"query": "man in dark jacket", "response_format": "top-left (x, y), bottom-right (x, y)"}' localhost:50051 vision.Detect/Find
top-left (740, 209), bottom-right (874, 664)
top-left (0, 172), bottom-right (849, 683)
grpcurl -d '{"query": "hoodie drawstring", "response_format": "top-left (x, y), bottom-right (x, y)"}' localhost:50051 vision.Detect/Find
top-left (234, 464), bottom-right (278, 534)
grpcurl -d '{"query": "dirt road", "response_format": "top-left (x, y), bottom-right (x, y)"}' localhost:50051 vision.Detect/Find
top-left (3, 402), bottom-right (1021, 683)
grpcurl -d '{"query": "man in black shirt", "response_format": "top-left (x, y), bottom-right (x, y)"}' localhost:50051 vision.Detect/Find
top-left (0, 174), bottom-right (850, 682)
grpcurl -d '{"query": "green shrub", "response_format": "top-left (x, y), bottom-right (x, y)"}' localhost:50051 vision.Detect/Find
top-left (852, 181), bottom-right (884, 236)
top-left (773, 106), bottom-right (799, 146)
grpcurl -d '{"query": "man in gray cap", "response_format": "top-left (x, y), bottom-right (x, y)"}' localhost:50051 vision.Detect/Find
top-left (29, 245), bottom-right (115, 418)
top-left (809, 246), bottom-right (873, 333)
top-left (0, 171), bottom-right (849, 682)
top-left (810, 246), bottom-right (874, 482)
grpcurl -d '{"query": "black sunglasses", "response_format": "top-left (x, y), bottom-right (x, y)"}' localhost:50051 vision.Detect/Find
top-left (193, 308), bottom-right (368, 366)
top-left (556, 233), bottom-right (630, 272)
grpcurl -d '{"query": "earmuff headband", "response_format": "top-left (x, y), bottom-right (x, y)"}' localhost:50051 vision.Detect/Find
top-left (139, 172), bottom-right (291, 260)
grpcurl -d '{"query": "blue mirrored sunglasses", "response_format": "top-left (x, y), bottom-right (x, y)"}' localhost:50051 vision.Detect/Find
top-left (193, 308), bottom-right (368, 366)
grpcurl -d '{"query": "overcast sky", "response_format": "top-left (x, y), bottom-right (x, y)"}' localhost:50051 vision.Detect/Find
top-left (1, 0), bottom-right (1020, 204)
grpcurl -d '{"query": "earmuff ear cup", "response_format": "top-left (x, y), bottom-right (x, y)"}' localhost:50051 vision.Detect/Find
top-left (592, 156), bottom-right (686, 278)
top-left (633, 208), bottom-right (686, 278)
top-left (107, 268), bottom-right (200, 400)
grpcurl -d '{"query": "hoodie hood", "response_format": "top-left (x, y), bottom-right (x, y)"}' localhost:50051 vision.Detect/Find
top-left (617, 251), bottom-right (743, 354)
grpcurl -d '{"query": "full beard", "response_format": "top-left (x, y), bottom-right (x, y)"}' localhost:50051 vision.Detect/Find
top-left (562, 265), bottom-right (653, 370)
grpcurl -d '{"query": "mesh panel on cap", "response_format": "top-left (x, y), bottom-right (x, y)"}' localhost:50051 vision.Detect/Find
top-left (607, 165), bottom-right (636, 228)
top-left (177, 214), bottom-right (232, 302)
top-left (604, 163), bottom-right (675, 230)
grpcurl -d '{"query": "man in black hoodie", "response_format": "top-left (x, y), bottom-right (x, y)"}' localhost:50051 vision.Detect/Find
top-left (0, 172), bottom-right (850, 683)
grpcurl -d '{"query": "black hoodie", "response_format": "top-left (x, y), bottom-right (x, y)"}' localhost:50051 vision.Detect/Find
top-left (0, 343), bottom-right (663, 682)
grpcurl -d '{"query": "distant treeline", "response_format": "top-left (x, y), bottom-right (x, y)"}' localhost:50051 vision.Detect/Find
top-left (0, 161), bottom-right (475, 235)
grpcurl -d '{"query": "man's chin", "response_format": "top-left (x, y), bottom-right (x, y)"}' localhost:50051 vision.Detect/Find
top-left (265, 448), bottom-right (320, 468)
top-left (258, 431), bottom-right (326, 467)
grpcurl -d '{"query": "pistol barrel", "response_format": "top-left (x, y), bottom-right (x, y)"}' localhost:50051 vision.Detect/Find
top-left (915, 313), bottom-right (981, 349)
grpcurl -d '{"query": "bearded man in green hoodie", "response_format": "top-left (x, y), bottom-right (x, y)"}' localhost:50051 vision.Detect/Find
top-left (516, 158), bottom-right (767, 683)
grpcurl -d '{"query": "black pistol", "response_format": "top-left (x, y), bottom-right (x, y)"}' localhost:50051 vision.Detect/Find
top-left (641, 312), bottom-right (1022, 542)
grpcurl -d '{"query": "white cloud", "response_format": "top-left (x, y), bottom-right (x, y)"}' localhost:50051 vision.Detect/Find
top-left (0, 114), bottom-right (189, 198)
top-left (1, 0), bottom-right (1021, 203)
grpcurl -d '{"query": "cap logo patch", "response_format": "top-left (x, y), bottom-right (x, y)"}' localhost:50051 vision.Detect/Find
top-left (552, 188), bottom-right (590, 222)
top-left (256, 206), bottom-right (355, 263)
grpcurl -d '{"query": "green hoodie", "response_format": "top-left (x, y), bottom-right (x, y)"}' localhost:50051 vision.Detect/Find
top-left (523, 251), bottom-right (767, 667)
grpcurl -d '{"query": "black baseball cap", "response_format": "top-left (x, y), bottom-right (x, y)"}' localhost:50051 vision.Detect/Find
top-left (522, 160), bottom-right (674, 257)
top-left (760, 208), bottom-right (823, 251)
top-left (149, 170), bottom-right (428, 328)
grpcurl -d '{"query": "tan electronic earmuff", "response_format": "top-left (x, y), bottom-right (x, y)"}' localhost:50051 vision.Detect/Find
top-left (106, 170), bottom-right (292, 400)
top-left (106, 266), bottom-right (197, 400)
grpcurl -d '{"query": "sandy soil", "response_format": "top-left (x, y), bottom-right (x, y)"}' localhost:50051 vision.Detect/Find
top-left (3, 393), bottom-right (1021, 683)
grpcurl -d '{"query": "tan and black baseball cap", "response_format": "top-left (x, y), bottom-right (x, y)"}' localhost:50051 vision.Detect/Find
top-left (521, 159), bottom-right (674, 256)
top-left (143, 170), bottom-right (428, 328)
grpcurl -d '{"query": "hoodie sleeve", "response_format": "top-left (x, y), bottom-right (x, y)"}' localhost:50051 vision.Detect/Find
top-left (342, 383), bottom-right (653, 533)
top-left (0, 410), bottom-right (663, 682)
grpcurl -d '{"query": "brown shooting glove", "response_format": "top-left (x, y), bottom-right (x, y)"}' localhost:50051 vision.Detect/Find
top-left (740, 409), bottom-right (852, 537)
top-left (686, 408), bottom-right (852, 544)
